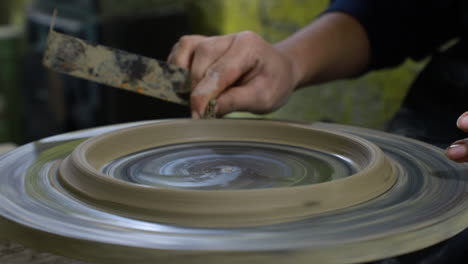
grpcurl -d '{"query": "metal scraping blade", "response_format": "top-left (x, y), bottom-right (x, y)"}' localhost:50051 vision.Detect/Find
top-left (43, 11), bottom-right (191, 105)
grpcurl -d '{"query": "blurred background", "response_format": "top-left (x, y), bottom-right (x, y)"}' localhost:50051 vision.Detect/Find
top-left (0, 0), bottom-right (425, 145)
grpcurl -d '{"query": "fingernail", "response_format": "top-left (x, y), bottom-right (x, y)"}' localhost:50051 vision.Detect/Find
top-left (457, 115), bottom-right (468, 128)
top-left (192, 111), bottom-right (200, 119)
top-left (447, 144), bottom-right (466, 159)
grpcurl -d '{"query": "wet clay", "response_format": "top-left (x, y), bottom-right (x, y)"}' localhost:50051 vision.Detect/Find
top-left (0, 120), bottom-right (467, 264)
top-left (58, 119), bottom-right (396, 227)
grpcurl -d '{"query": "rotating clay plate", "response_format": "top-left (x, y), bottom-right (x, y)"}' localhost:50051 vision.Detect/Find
top-left (57, 119), bottom-right (395, 227)
top-left (0, 119), bottom-right (466, 264)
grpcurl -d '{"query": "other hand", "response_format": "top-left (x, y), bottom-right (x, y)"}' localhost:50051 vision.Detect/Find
top-left (446, 111), bottom-right (468, 162)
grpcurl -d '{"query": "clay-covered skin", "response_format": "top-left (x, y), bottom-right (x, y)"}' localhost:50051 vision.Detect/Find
top-left (203, 99), bottom-right (217, 118)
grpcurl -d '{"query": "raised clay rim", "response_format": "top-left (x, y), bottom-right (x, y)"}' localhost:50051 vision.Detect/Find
top-left (58, 119), bottom-right (397, 227)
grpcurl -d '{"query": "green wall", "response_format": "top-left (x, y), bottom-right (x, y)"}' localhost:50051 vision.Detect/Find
top-left (0, 0), bottom-right (26, 143)
top-left (191, 0), bottom-right (424, 129)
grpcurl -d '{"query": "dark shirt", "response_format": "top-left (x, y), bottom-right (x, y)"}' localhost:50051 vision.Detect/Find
top-left (327, 0), bottom-right (466, 70)
top-left (326, 0), bottom-right (468, 148)
top-left (324, 4), bottom-right (468, 263)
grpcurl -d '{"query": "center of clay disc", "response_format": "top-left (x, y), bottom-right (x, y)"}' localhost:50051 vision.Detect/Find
top-left (102, 141), bottom-right (358, 190)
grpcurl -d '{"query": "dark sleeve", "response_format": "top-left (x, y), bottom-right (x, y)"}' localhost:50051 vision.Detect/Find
top-left (326, 0), bottom-right (462, 70)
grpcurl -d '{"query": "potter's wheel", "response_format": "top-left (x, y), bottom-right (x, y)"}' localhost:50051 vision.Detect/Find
top-left (0, 119), bottom-right (467, 264)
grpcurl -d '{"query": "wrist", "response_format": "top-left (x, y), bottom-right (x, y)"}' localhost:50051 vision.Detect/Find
top-left (274, 42), bottom-right (306, 90)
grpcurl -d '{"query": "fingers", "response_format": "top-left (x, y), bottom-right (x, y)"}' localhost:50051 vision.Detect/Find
top-left (215, 77), bottom-right (274, 116)
top-left (215, 85), bottom-right (258, 116)
top-left (169, 33), bottom-right (257, 118)
top-left (446, 111), bottom-right (468, 163)
top-left (447, 139), bottom-right (468, 162)
top-left (168, 34), bottom-right (237, 90)
top-left (447, 111), bottom-right (468, 162)
top-left (190, 32), bottom-right (262, 117)
top-left (189, 35), bottom-right (236, 90)
top-left (167, 35), bottom-right (206, 68)
top-left (169, 31), bottom-right (289, 119)
top-left (457, 111), bottom-right (468, 132)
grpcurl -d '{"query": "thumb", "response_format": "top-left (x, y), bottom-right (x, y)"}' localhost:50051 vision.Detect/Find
top-left (190, 48), bottom-right (259, 117)
top-left (446, 139), bottom-right (468, 162)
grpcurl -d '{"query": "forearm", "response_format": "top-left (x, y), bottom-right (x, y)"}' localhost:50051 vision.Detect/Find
top-left (275, 12), bottom-right (371, 88)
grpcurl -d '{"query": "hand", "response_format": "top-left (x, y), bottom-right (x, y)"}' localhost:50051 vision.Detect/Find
top-left (167, 31), bottom-right (298, 118)
top-left (446, 111), bottom-right (468, 162)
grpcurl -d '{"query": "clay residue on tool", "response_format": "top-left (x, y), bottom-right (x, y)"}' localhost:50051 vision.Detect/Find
top-left (42, 14), bottom-right (191, 105)
top-left (114, 49), bottom-right (149, 84)
top-left (46, 36), bottom-right (85, 73)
